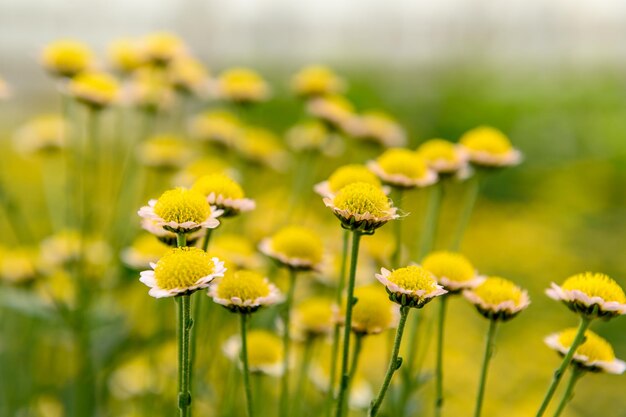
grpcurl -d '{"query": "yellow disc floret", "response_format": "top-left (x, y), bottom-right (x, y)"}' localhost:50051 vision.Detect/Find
top-left (328, 165), bottom-right (382, 193)
top-left (68, 71), bottom-right (120, 107)
top-left (154, 247), bottom-right (214, 290)
top-left (422, 251), bottom-right (475, 284)
top-left (42, 40), bottom-right (94, 77)
top-left (292, 65), bottom-right (344, 97)
top-left (334, 182), bottom-right (390, 217)
top-left (192, 173), bottom-right (245, 199)
top-left (376, 148), bottom-right (428, 180)
top-left (216, 270), bottom-right (271, 301)
top-left (270, 226), bottom-right (324, 265)
top-left (153, 188), bottom-right (211, 224)
top-left (557, 328), bottom-right (616, 363)
top-left (247, 330), bottom-right (283, 368)
top-left (472, 277), bottom-right (523, 306)
top-left (350, 286), bottom-right (394, 335)
top-left (418, 139), bottom-right (459, 164)
top-left (387, 265), bottom-right (438, 293)
top-left (561, 272), bottom-right (626, 304)
top-left (460, 126), bottom-right (513, 155)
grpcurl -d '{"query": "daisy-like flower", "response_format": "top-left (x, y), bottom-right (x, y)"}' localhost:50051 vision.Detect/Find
top-left (285, 120), bottom-right (331, 153)
top-left (546, 272), bottom-right (626, 320)
top-left (306, 94), bottom-right (355, 132)
top-left (189, 109), bottom-right (241, 148)
top-left (172, 157), bottom-right (234, 188)
top-left (464, 276), bottom-right (530, 321)
top-left (368, 148), bottom-right (437, 189)
top-left (417, 138), bottom-right (469, 177)
top-left (138, 187), bottom-right (220, 234)
top-left (223, 329), bottom-right (284, 376)
top-left (168, 56), bottom-right (210, 96)
top-left (191, 173), bottom-right (255, 217)
top-left (215, 67), bottom-right (270, 104)
top-left (13, 114), bottom-right (69, 155)
top-left (139, 246), bottom-right (225, 298)
top-left (459, 126), bottom-right (522, 168)
top-left (422, 251), bottom-right (484, 293)
top-left (324, 182), bottom-right (399, 234)
top-left (376, 265), bottom-right (447, 308)
top-left (314, 164), bottom-right (383, 198)
top-left (211, 234), bottom-right (262, 270)
top-left (345, 111), bottom-right (407, 148)
top-left (107, 38), bottom-right (147, 74)
top-left (137, 134), bottom-right (192, 170)
top-left (292, 296), bottom-right (335, 340)
top-left (142, 32), bottom-right (187, 65)
top-left (140, 218), bottom-right (204, 247)
top-left (235, 126), bottom-right (288, 171)
top-left (126, 66), bottom-right (176, 113)
top-left (121, 234), bottom-right (170, 270)
top-left (545, 328), bottom-right (626, 374)
top-left (41, 39), bottom-right (94, 78)
top-left (291, 65), bottom-right (345, 98)
top-left (342, 286), bottom-right (399, 335)
top-left (210, 269), bottom-right (282, 313)
top-left (68, 71), bottom-right (120, 109)
top-left (259, 225), bottom-right (324, 271)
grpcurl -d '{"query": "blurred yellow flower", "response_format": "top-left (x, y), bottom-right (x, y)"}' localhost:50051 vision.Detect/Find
top-left (192, 173), bottom-right (255, 217)
top-left (368, 148), bottom-right (437, 189)
top-left (210, 234), bottom-right (261, 270)
top-left (306, 94), bottom-right (355, 131)
top-left (109, 356), bottom-right (161, 399)
top-left (137, 134), bottom-right (192, 170)
top-left (13, 114), bottom-right (69, 155)
top-left (345, 286), bottom-right (398, 335)
top-left (223, 329), bottom-right (284, 376)
top-left (292, 296), bottom-right (335, 340)
top-left (314, 164), bottom-right (383, 198)
top-left (143, 31), bottom-right (187, 64)
top-left (417, 138), bottom-right (469, 176)
top-left (68, 71), bottom-right (120, 108)
top-left (127, 66), bottom-right (176, 112)
top-left (41, 39), bottom-right (94, 78)
top-left (235, 126), bottom-right (287, 170)
top-left (459, 126), bottom-right (522, 167)
top-left (285, 120), bottom-right (331, 152)
top-left (464, 276), bottom-right (530, 321)
top-left (188, 109), bottom-right (242, 148)
top-left (121, 234), bottom-right (170, 270)
top-left (422, 251), bottom-right (484, 292)
top-left (168, 56), bottom-right (210, 96)
top-left (211, 269), bottom-right (282, 313)
top-left (107, 38), bottom-right (147, 73)
top-left (346, 111), bottom-right (406, 148)
top-left (0, 247), bottom-right (38, 285)
top-left (260, 225), bottom-right (324, 271)
top-left (291, 65), bottom-right (345, 98)
top-left (376, 265), bottom-right (446, 308)
top-left (216, 67), bottom-right (270, 104)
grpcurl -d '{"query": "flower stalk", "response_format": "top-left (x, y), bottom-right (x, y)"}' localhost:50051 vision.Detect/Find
top-left (279, 268), bottom-right (297, 417)
top-left (473, 319), bottom-right (498, 417)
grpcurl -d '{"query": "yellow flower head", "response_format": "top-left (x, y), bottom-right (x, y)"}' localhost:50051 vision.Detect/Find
top-left (459, 126), bottom-right (522, 167)
top-left (422, 251), bottom-right (482, 292)
top-left (285, 120), bottom-right (330, 152)
top-left (140, 247), bottom-right (225, 298)
top-left (217, 68), bottom-right (270, 104)
top-left (376, 265), bottom-right (446, 308)
top-left (307, 94), bottom-right (355, 130)
top-left (189, 109), bottom-right (241, 147)
top-left (0, 247), bottom-right (38, 285)
top-left (173, 157), bottom-right (233, 188)
top-left (545, 328), bottom-right (626, 374)
top-left (192, 173), bottom-right (254, 217)
top-left (41, 40), bottom-right (94, 78)
top-left (143, 32), bottom-right (187, 64)
top-left (547, 272), bottom-right (626, 319)
top-left (235, 127), bottom-right (287, 170)
top-left (211, 234), bottom-right (260, 270)
top-left (107, 38), bottom-right (147, 73)
top-left (168, 56), bottom-right (210, 95)
top-left (292, 296), bottom-right (335, 339)
top-left (223, 329), bottom-right (284, 376)
top-left (347, 111), bottom-right (407, 148)
top-left (137, 134), bottom-right (192, 169)
top-left (127, 66), bottom-right (176, 112)
top-left (291, 65), bottom-right (345, 98)
top-left (348, 286), bottom-right (397, 335)
top-left (368, 148), bottom-right (437, 188)
top-left (464, 277), bottom-right (530, 321)
top-left (261, 226), bottom-right (324, 270)
top-left (13, 114), bottom-right (69, 155)
top-left (211, 269), bottom-right (282, 313)
top-left (417, 138), bottom-right (468, 174)
top-left (316, 164), bottom-right (382, 197)
top-left (121, 234), bottom-right (170, 270)
top-left (68, 71), bottom-right (120, 108)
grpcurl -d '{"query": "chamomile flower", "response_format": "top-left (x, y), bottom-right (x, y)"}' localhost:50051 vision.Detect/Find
top-left (210, 234), bottom-right (262, 270)
top-left (259, 226), bottom-right (324, 271)
top-left (121, 234), bottom-right (170, 270)
top-left (168, 56), bottom-right (210, 96)
top-left (343, 286), bottom-right (398, 335)
top-left (138, 187), bottom-right (220, 234)
top-left (127, 67), bottom-right (176, 113)
top-left (546, 272), bottom-right (626, 319)
top-left (215, 68), bottom-right (270, 104)
top-left (210, 269), bottom-right (282, 313)
top-left (107, 38), bottom-right (147, 73)
top-left (143, 32), bottom-right (187, 65)
top-left (192, 173), bottom-right (255, 217)
top-left (464, 277), bottom-right (530, 321)
top-left (137, 134), bottom-right (192, 170)
top-left (292, 296), bottom-right (335, 340)
top-left (291, 65), bottom-right (345, 98)
top-left (223, 330), bottom-right (284, 376)
top-left (314, 164), bottom-right (383, 198)
top-left (285, 120), bottom-right (330, 152)
top-left (346, 111), bottom-right (406, 148)
top-left (13, 114), bottom-right (69, 155)
top-left (140, 218), bottom-right (204, 247)
top-left (422, 251), bottom-right (484, 292)
top-left (68, 71), bottom-right (120, 108)
top-left (139, 246), bottom-right (225, 298)
top-left (376, 265), bottom-right (447, 308)
top-left (323, 182), bottom-right (399, 233)
top-left (417, 138), bottom-right (469, 176)
top-left (544, 328), bottom-right (626, 374)
top-left (307, 94), bottom-right (355, 131)
top-left (368, 148), bottom-right (437, 189)
top-left (189, 109), bottom-right (241, 148)
top-left (41, 40), bottom-right (94, 78)
top-left (235, 127), bottom-right (288, 170)
top-left (173, 157), bottom-right (234, 187)
top-left (459, 126), bottom-right (522, 168)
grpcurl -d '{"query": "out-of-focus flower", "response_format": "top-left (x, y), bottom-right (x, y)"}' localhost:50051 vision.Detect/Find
top-left (41, 40), bottom-right (94, 78)
top-left (223, 329), bottom-right (284, 376)
top-left (259, 225), bottom-right (324, 271)
top-left (126, 66), bottom-right (176, 112)
top-left (33, 395), bottom-right (64, 417)
top-left (323, 182), bottom-right (398, 233)
top-left (121, 234), bottom-right (169, 270)
top-left (0, 76), bottom-right (11, 100)
top-left (291, 65), bottom-right (345, 98)
top-left (140, 218), bottom-right (204, 247)
top-left (422, 251), bottom-right (484, 292)
top-left (215, 68), bottom-right (270, 104)
top-left (546, 272), bottom-right (626, 320)
top-left (192, 173), bottom-right (255, 217)
top-left (210, 269), bottom-right (282, 313)
top-left (464, 277), bottom-right (530, 321)
top-left (39, 230), bottom-right (111, 271)
top-left (109, 355), bottom-right (161, 399)
top-left (544, 328), bottom-right (626, 374)
top-left (138, 187), bottom-right (220, 234)
top-left (137, 134), bottom-right (192, 170)
top-left (210, 234), bottom-right (262, 270)
top-left (13, 114), bottom-right (69, 155)
top-left (306, 94), bottom-right (355, 132)
top-left (292, 296), bottom-right (335, 340)
top-left (459, 126), bottom-right (522, 168)
top-left (236, 127), bottom-right (288, 170)
top-left (342, 286), bottom-right (398, 335)
top-left (345, 111), bottom-right (406, 148)
top-left (376, 265), bottom-right (447, 308)
top-left (168, 56), bottom-right (210, 96)
top-left (139, 246), bottom-right (225, 298)
top-left (107, 38), bottom-right (147, 74)
top-left (172, 157), bottom-right (234, 188)
top-left (68, 71), bottom-right (120, 108)
top-left (188, 109), bottom-right (242, 148)
top-left (417, 138), bottom-right (469, 176)
top-left (368, 148), bottom-right (437, 189)
top-left (314, 164), bottom-right (383, 198)
top-left (285, 120), bottom-right (331, 153)
top-left (0, 247), bottom-right (38, 285)
top-left (142, 32), bottom-right (187, 65)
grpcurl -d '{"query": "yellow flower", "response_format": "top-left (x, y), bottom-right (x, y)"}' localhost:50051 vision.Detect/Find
top-left (216, 68), bottom-right (270, 104)
top-left (345, 286), bottom-right (398, 335)
top-left (235, 127), bottom-right (287, 170)
top-left (223, 329), bottom-right (284, 376)
top-left (545, 328), bottom-right (626, 374)
top-left (211, 269), bottom-right (282, 313)
top-left (285, 120), bottom-right (331, 152)
top-left (346, 111), bottom-right (406, 148)
top-left (142, 32), bottom-right (187, 64)
top-left (292, 296), bottom-right (335, 340)
top-left (546, 272), bottom-right (626, 319)
top-left (422, 251), bottom-right (483, 292)
top-left (210, 234), bottom-right (261, 270)
top-left (189, 109), bottom-right (242, 148)
top-left (306, 94), bottom-right (355, 131)
top-left (464, 277), bottom-right (530, 321)
top-left (291, 65), bottom-right (345, 98)
top-left (41, 39), bottom-right (94, 78)
top-left (121, 234), bottom-right (170, 270)
top-left (459, 126), bottom-right (522, 167)
top-left (13, 114), bottom-right (69, 155)
top-left (368, 148), bottom-right (437, 189)
top-left (127, 66), bottom-right (176, 112)
top-left (140, 247), bottom-right (225, 298)
top-left (314, 164), bottom-right (383, 198)
top-left (68, 71), bottom-right (120, 108)
top-left (137, 134), bottom-right (192, 170)
top-left (109, 356), bottom-right (160, 399)
top-left (192, 173), bottom-right (255, 217)
top-left (376, 265), bottom-right (447, 308)
top-left (168, 56), bottom-right (210, 95)
top-left (417, 138), bottom-right (469, 175)
top-left (259, 225), bottom-right (324, 271)
top-left (0, 247), bottom-right (38, 285)
top-left (172, 157), bottom-right (234, 188)
top-left (107, 38), bottom-right (147, 73)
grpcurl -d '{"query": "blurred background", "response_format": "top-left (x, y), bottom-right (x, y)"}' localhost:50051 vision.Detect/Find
top-left (1, 1), bottom-right (626, 417)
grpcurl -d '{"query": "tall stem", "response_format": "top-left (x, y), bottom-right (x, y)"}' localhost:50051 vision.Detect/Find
top-left (434, 295), bottom-right (448, 417)
top-left (450, 175), bottom-right (480, 251)
top-left (177, 233), bottom-right (187, 248)
top-left (294, 339), bottom-right (315, 417)
top-left (334, 231), bottom-right (362, 417)
top-left (177, 295), bottom-right (193, 417)
top-left (417, 182), bottom-right (443, 260)
top-left (201, 228), bottom-right (214, 252)
top-left (535, 317), bottom-right (591, 417)
top-left (473, 319), bottom-right (498, 417)
top-left (369, 306), bottom-right (410, 417)
top-left (279, 268), bottom-right (297, 417)
top-left (391, 189), bottom-right (404, 268)
top-left (552, 366), bottom-right (583, 417)
top-left (240, 313), bottom-right (254, 417)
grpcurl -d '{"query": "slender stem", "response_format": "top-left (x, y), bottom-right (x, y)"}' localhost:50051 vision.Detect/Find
top-left (450, 175), bottom-right (480, 251)
top-left (177, 233), bottom-right (187, 248)
top-left (473, 319), bottom-right (498, 417)
top-left (369, 306), bottom-right (411, 417)
top-left (201, 228), bottom-right (214, 252)
top-left (280, 269), bottom-right (297, 417)
top-left (177, 295), bottom-right (193, 417)
top-left (294, 339), bottom-right (315, 417)
top-left (240, 314), bottom-right (254, 417)
top-left (334, 231), bottom-right (362, 417)
top-left (535, 317), bottom-right (591, 417)
top-left (347, 333), bottom-right (364, 387)
top-left (417, 182), bottom-right (444, 260)
top-left (434, 295), bottom-right (448, 417)
top-left (552, 366), bottom-right (583, 417)
top-left (391, 188), bottom-right (404, 268)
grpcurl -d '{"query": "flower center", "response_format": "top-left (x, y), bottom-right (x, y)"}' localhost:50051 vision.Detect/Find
top-left (293, 66), bottom-right (342, 95)
top-left (192, 173), bottom-right (245, 200)
top-left (561, 272), bottom-right (626, 303)
top-left (376, 148), bottom-right (428, 179)
top-left (247, 330), bottom-right (283, 366)
top-left (270, 226), bottom-right (324, 265)
top-left (153, 188), bottom-right (211, 224)
top-left (472, 277), bottom-right (523, 306)
top-left (69, 71), bottom-right (119, 104)
top-left (422, 251), bottom-right (475, 283)
top-left (460, 126), bottom-right (513, 155)
top-left (557, 328), bottom-right (616, 362)
top-left (42, 40), bottom-right (93, 75)
top-left (388, 265), bottom-right (438, 292)
top-left (154, 247), bottom-right (214, 290)
top-left (220, 68), bottom-right (266, 96)
top-left (418, 139), bottom-right (459, 163)
top-left (333, 182), bottom-right (390, 217)
top-left (216, 270), bottom-right (271, 301)
top-left (350, 286), bottom-right (394, 332)
top-left (328, 164), bottom-right (381, 193)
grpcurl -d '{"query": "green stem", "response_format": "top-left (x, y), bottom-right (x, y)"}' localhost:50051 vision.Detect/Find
top-left (347, 333), bottom-right (364, 388)
top-left (535, 316), bottom-right (591, 417)
top-left (177, 233), bottom-right (187, 248)
top-left (294, 339), bottom-right (315, 417)
top-left (552, 367), bottom-right (583, 417)
top-left (417, 182), bottom-right (444, 260)
top-left (334, 231), bottom-right (362, 417)
top-left (450, 175), bottom-right (480, 251)
top-left (434, 295), bottom-right (448, 417)
top-left (473, 319), bottom-right (498, 417)
top-left (368, 306), bottom-right (411, 417)
top-left (280, 268), bottom-right (297, 417)
top-left (177, 295), bottom-right (193, 417)
top-left (240, 313), bottom-right (254, 417)
top-left (391, 189), bottom-right (404, 268)
top-left (201, 228), bottom-right (214, 252)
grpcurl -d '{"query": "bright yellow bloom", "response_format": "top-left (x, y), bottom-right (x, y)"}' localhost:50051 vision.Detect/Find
top-left (459, 126), bottom-right (522, 167)
top-left (107, 38), bottom-right (147, 73)
top-left (417, 138), bottom-right (469, 174)
top-left (192, 173), bottom-right (255, 217)
top-left (211, 269), bottom-right (282, 313)
top-left (41, 40), bottom-right (94, 77)
top-left (68, 71), bottom-right (120, 108)
top-left (368, 148), bottom-right (437, 188)
top-left (464, 277), bottom-right (530, 321)
top-left (346, 111), bottom-right (406, 147)
top-left (291, 65), bottom-right (345, 98)
top-left (168, 56), bottom-right (210, 95)
top-left (315, 164), bottom-right (382, 197)
top-left (376, 265), bottom-right (447, 308)
top-left (0, 247), bottom-right (38, 285)
top-left (292, 296), bottom-right (335, 339)
top-left (260, 226), bottom-right (324, 270)
top-left (422, 251), bottom-right (483, 291)
top-left (216, 68), bottom-right (270, 104)
top-left (137, 134), bottom-right (192, 170)
top-left (348, 286), bottom-right (397, 335)
top-left (143, 32), bottom-right (187, 64)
